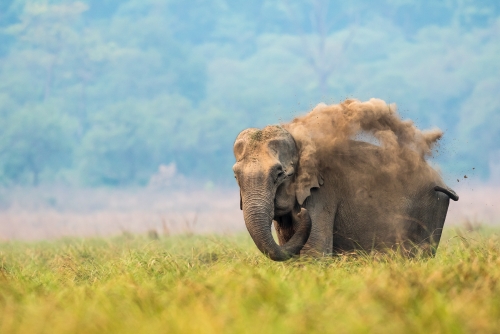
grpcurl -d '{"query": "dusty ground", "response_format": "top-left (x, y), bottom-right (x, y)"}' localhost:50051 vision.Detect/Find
top-left (0, 182), bottom-right (498, 240)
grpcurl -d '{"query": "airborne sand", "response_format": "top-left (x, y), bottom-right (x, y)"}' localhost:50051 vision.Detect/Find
top-left (282, 98), bottom-right (446, 216)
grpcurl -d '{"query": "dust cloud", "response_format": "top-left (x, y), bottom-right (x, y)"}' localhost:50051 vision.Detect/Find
top-left (283, 98), bottom-right (444, 199)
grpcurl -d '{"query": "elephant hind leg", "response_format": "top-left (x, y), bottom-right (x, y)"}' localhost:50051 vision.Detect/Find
top-left (411, 191), bottom-right (451, 256)
top-left (426, 191), bottom-right (451, 254)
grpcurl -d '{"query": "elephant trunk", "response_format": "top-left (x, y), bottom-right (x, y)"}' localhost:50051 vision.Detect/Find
top-left (242, 190), bottom-right (311, 261)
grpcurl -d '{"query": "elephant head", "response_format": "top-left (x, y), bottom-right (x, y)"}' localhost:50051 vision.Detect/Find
top-left (233, 126), bottom-right (312, 261)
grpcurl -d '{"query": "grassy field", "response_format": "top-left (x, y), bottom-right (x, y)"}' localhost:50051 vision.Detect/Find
top-left (1, 228), bottom-right (499, 333)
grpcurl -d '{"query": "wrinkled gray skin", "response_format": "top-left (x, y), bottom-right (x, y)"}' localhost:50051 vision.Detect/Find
top-left (233, 126), bottom-right (459, 261)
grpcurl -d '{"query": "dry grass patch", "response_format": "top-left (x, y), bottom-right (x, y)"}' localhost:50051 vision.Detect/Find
top-left (0, 229), bottom-right (499, 333)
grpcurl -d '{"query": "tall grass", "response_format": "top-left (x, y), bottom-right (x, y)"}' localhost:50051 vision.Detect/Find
top-left (0, 229), bottom-right (499, 333)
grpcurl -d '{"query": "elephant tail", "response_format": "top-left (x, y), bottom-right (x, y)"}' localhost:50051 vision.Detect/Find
top-left (434, 185), bottom-right (459, 201)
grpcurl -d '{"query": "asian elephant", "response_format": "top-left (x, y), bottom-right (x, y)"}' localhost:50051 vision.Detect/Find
top-left (233, 125), bottom-right (459, 261)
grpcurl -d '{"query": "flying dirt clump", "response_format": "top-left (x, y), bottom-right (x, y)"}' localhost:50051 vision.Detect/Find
top-left (283, 98), bottom-right (443, 195)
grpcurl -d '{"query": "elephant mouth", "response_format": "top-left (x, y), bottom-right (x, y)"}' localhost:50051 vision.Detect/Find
top-left (273, 200), bottom-right (292, 217)
top-left (273, 186), bottom-right (295, 216)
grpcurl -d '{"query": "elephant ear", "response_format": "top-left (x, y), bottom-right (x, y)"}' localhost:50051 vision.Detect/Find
top-left (284, 125), bottom-right (324, 205)
top-left (295, 167), bottom-right (324, 205)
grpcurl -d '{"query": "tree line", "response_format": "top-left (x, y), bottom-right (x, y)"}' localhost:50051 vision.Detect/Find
top-left (0, 0), bottom-right (499, 186)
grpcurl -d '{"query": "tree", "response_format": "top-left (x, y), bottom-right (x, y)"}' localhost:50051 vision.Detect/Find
top-left (79, 95), bottom-right (196, 185)
top-left (0, 101), bottom-right (76, 185)
top-left (279, 0), bottom-right (358, 98)
top-left (4, 2), bottom-right (89, 100)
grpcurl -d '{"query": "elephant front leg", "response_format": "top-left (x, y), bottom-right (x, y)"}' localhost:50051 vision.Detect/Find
top-left (296, 205), bottom-right (335, 257)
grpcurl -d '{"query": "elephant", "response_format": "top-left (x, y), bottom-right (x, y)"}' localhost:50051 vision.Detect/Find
top-left (232, 125), bottom-right (459, 261)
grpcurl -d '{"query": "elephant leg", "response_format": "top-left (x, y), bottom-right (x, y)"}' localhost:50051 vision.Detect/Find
top-left (425, 192), bottom-right (450, 254)
top-left (299, 204), bottom-right (336, 257)
top-left (406, 189), bottom-right (451, 256)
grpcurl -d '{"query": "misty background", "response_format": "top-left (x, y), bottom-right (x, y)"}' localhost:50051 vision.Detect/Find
top-left (0, 0), bottom-right (499, 238)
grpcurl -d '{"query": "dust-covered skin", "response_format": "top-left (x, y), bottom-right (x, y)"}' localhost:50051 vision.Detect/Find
top-left (233, 99), bottom-right (458, 261)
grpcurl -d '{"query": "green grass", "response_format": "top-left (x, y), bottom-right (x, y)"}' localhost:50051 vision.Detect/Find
top-left (1, 229), bottom-right (500, 333)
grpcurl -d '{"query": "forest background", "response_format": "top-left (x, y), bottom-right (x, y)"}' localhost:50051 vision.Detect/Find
top-left (0, 0), bottom-right (499, 189)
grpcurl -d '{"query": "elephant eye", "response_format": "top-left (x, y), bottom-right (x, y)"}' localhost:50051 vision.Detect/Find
top-left (275, 171), bottom-right (285, 183)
